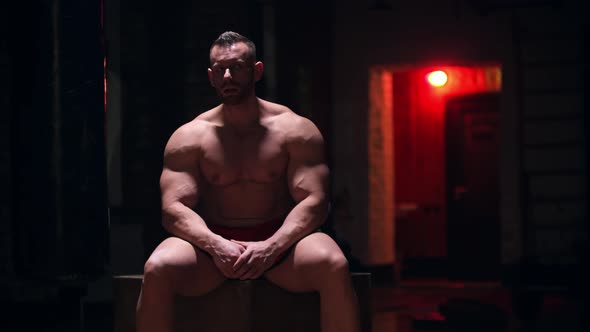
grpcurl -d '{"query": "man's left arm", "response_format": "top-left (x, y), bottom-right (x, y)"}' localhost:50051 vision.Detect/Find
top-left (232, 116), bottom-right (329, 278)
top-left (268, 116), bottom-right (330, 252)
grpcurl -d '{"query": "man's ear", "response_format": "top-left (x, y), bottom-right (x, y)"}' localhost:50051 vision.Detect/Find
top-left (254, 61), bottom-right (264, 82)
top-left (207, 68), bottom-right (215, 87)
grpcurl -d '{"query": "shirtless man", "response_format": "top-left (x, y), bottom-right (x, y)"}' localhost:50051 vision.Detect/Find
top-left (136, 31), bottom-right (360, 332)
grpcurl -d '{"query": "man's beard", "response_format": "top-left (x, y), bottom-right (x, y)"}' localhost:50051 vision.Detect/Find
top-left (217, 80), bottom-right (255, 106)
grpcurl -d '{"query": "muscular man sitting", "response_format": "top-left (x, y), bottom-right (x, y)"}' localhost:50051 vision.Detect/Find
top-left (136, 31), bottom-right (360, 332)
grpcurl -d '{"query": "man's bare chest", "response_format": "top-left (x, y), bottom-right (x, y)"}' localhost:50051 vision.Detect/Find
top-left (199, 130), bottom-right (288, 185)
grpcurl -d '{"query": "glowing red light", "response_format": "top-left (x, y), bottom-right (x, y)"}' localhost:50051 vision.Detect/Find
top-left (427, 70), bottom-right (448, 87)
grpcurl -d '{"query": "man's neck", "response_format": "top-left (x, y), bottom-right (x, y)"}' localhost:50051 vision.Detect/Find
top-left (221, 96), bottom-right (262, 131)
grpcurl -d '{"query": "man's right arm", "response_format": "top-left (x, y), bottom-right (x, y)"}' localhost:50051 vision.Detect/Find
top-left (159, 123), bottom-right (245, 278)
top-left (159, 124), bottom-right (219, 252)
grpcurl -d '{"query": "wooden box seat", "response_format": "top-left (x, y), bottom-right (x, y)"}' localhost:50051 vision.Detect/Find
top-left (113, 272), bottom-right (371, 332)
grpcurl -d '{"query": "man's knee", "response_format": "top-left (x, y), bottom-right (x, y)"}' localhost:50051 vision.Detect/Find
top-left (143, 254), bottom-right (169, 282)
top-left (314, 247), bottom-right (349, 276)
top-left (326, 250), bottom-right (350, 273)
top-left (143, 247), bottom-right (189, 285)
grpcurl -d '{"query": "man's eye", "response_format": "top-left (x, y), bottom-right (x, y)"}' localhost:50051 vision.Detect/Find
top-left (231, 64), bottom-right (243, 71)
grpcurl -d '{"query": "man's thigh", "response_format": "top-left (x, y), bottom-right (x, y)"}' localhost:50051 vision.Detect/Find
top-left (263, 232), bottom-right (346, 292)
top-left (148, 237), bottom-right (225, 296)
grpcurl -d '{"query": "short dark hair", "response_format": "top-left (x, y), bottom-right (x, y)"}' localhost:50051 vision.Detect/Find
top-left (210, 31), bottom-right (257, 64)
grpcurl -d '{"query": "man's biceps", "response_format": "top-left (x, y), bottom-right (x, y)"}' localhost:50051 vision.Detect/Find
top-left (289, 177), bottom-right (322, 200)
top-left (160, 168), bottom-right (183, 183)
top-left (298, 164), bottom-right (329, 181)
top-left (161, 173), bottom-right (199, 201)
top-left (289, 165), bottom-right (325, 186)
top-left (162, 168), bottom-right (198, 184)
top-left (163, 145), bottom-right (199, 170)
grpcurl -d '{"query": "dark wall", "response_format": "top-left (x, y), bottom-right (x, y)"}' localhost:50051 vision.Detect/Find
top-left (274, 0), bottom-right (333, 152)
top-left (0, 0), bottom-right (15, 278)
top-left (4, 0), bottom-right (108, 282)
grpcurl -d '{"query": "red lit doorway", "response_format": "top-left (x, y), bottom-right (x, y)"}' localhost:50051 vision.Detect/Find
top-left (367, 64), bottom-right (502, 281)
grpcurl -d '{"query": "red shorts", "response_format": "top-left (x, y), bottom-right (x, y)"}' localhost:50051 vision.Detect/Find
top-left (208, 218), bottom-right (290, 266)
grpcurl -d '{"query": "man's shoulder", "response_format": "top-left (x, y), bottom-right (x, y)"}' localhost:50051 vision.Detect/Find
top-left (270, 108), bottom-right (325, 159)
top-left (261, 100), bottom-right (317, 131)
top-left (170, 120), bottom-right (205, 142)
top-left (194, 106), bottom-right (222, 124)
top-left (260, 99), bottom-right (293, 118)
top-left (272, 112), bottom-right (324, 145)
top-left (166, 110), bottom-right (219, 153)
top-left (175, 108), bottom-right (221, 137)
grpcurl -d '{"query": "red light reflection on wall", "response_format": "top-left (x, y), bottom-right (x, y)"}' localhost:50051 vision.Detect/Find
top-left (423, 66), bottom-right (501, 96)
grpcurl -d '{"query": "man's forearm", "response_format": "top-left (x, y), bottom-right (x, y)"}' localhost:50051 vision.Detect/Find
top-left (162, 202), bottom-right (221, 253)
top-left (266, 195), bottom-right (328, 253)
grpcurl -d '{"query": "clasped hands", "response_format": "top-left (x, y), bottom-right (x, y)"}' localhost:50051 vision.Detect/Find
top-left (211, 237), bottom-right (279, 280)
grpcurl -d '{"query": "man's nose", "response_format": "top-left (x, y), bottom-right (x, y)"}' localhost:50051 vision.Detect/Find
top-left (223, 68), bottom-right (232, 79)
